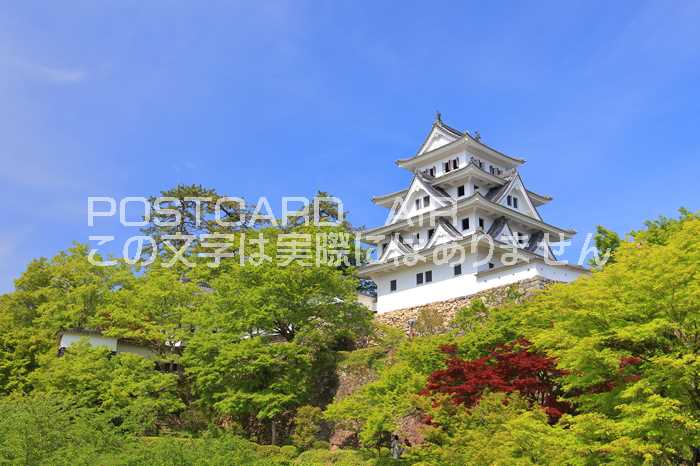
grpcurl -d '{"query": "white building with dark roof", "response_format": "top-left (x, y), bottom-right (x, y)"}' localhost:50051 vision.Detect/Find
top-left (360, 114), bottom-right (587, 313)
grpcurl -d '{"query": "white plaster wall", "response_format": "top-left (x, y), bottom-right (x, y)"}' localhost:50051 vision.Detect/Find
top-left (374, 253), bottom-right (479, 312)
top-left (419, 151), bottom-right (469, 177)
top-left (59, 333), bottom-right (118, 351)
top-left (533, 262), bottom-right (582, 282)
top-left (59, 332), bottom-right (160, 359)
top-left (117, 342), bottom-right (157, 359)
top-left (418, 153), bottom-right (506, 181)
top-left (374, 259), bottom-right (585, 313)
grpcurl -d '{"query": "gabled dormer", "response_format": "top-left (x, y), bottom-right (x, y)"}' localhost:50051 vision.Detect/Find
top-left (486, 216), bottom-right (516, 244)
top-left (524, 231), bottom-right (557, 260)
top-left (377, 234), bottom-right (414, 262)
top-left (397, 114), bottom-right (525, 175)
top-left (416, 112), bottom-right (464, 155)
top-left (389, 173), bottom-right (453, 223)
top-left (424, 218), bottom-right (464, 249)
top-left (486, 173), bottom-right (543, 221)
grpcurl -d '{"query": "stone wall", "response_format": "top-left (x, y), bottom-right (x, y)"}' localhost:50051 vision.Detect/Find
top-left (374, 277), bottom-right (553, 334)
top-left (328, 277), bottom-right (554, 448)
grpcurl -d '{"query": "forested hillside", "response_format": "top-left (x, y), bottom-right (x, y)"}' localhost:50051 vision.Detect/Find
top-left (0, 191), bottom-right (698, 465)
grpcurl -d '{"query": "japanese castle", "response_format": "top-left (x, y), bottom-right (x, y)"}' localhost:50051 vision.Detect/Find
top-left (360, 114), bottom-right (586, 313)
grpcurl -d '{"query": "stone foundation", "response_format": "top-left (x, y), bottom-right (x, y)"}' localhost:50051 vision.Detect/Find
top-left (328, 278), bottom-right (554, 447)
top-left (374, 277), bottom-right (553, 334)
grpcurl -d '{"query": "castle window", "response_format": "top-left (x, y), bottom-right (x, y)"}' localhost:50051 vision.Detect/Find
top-left (425, 270), bottom-right (433, 282)
top-left (390, 280), bottom-right (397, 292)
top-left (453, 264), bottom-right (462, 276)
top-left (488, 262), bottom-right (495, 269)
top-left (513, 197), bottom-right (519, 208)
top-left (479, 217), bottom-right (485, 229)
top-left (428, 166), bottom-right (436, 177)
top-left (507, 195), bottom-right (512, 206)
top-left (443, 161), bottom-right (451, 173)
top-left (474, 184), bottom-right (479, 192)
top-left (415, 198), bottom-right (421, 210)
top-left (416, 272), bottom-right (424, 285)
top-left (423, 195), bottom-right (430, 207)
top-left (461, 218), bottom-right (470, 230)
top-left (457, 185), bottom-right (465, 197)
top-left (428, 228), bottom-right (435, 240)
top-left (452, 158), bottom-right (459, 170)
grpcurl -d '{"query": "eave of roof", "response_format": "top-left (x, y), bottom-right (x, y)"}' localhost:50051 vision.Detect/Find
top-left (415, 172), bottom-right (452, 201)
top-left (371, 188), bottom-right (409, 205)
top-left (371, 161), bottom-right (508, 207)
top-left (397, 131), bottom-right (526, 168)
top-left (361, 192), bottom-right (575, 240)
top-left (474, 258), bottom-right (590, 278)
top-left (372, 164), bottom-right (551, 213)
top-left (359, 232), bottom-right (483, 276)
top-left (464, 132), bottom-right (526, 164)
top-left (359, 232), bottom-right (553, 277)
top-left (527, 190), bottom-right (553, 204)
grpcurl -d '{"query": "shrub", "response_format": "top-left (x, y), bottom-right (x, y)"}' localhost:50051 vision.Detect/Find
top-left (414, 307), bottom-right (444, 336)
top-left (291, 405), bottom-right (323, 450)
top-left (0, 395), bottom-right (122, 465)
top-left (424, 339), bottom-right (570, 421)
top-left (292, 448), bottom-right (369, 466)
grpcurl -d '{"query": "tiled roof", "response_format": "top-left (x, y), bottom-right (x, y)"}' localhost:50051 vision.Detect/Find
top-left (525, 231), bottom-right (544, 252)
top-left (401, 116), bottom-right (525, 166)
top-left (437, 217), bottom-right (463, 237)
top-left (486, 216), bottom-right (509, 238)
top-left (416, 172), bottom-right (453, 203)
top-left (485, 174), bottom-right (516, 202)
top-left (525, 230), bottom-right (557, 260)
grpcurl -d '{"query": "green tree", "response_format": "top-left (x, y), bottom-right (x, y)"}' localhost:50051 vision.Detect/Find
top-left (141, 184), bottom-right (250, 256)
top-left (520, 212), bottom-right (700, 463)
top-left (631, 207), bottom-right (699, 245)
top-left (183, 224), bottom-right (372, 443)
top-left (0, 244), bottom-right (131, 394)
top-left (0, 395), bottom-right (123, 466)
top-left (590, 225), bottom-right (621, 267)
top-left (291, 405), bottom-right (323, 450)
top-left (96, 262), bottom-right (205, 358)
top-left (416, 393), bottom-right (584, 465)
top-left (325, 335), bottom-right (449, 448)
top-left (31, 342), bottom-right (183, 433)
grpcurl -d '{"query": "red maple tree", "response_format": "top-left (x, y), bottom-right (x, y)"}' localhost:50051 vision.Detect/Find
top-left (424, 339), bottom-right (570, 421)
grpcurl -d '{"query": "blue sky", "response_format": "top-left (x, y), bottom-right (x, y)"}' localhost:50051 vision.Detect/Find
top-left (1, 1), bottom-right (699, 292)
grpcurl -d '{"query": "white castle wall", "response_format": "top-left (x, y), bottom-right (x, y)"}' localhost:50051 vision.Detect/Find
top-left (374, 259), bottom-right (583, 313)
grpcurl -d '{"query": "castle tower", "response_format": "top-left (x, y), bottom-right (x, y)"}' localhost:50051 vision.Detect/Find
top-left (360, 115), bottom-right (586, 313)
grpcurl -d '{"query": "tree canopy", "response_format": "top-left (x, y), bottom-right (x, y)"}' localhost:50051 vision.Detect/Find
top-left (1, 195), bottom-right (698, 464)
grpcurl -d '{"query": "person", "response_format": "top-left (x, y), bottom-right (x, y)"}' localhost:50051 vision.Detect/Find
top-left (390, 434), bottom-right (403, 459)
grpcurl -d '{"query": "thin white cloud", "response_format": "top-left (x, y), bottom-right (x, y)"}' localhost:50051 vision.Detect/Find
top-left (23, 61), bottom-right (86, 83)
top-left (1, 55), bottom-right (86, 84)
top-left (0, 53), bottom-right (88, 84)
